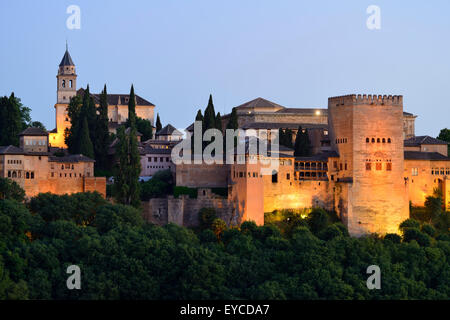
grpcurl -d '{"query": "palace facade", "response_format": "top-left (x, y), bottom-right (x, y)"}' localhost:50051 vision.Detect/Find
top-left (173, 95), bottom-right (450, 236)
top-left (0, 127), bottom-right (105, 198)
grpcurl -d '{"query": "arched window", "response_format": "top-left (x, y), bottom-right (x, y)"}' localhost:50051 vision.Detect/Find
top-left (26, 172), bottom-right (30, 179)
top-left (31, 172), bottom-right (34, 179)
top-left (382, 138), bottom-right (385, 143)
top-left (377, 138), bottom-right (380, 143)
top-left (12, 171), bottom-right (17, 178)
top-left (371, 138), bottom-right (375, 143)
top-left (70, 80), bottom-right (73, 88)
top-left (388, 138), bottom-right (391, 143)
top-left (62, 80), bottom-right (66, 88)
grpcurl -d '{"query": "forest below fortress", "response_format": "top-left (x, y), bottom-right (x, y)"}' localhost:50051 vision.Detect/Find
top-left (0, 177), bottom-right (449, 300)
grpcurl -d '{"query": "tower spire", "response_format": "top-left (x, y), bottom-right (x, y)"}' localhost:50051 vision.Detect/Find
top-left (66, 40), bottom-right (68, 52)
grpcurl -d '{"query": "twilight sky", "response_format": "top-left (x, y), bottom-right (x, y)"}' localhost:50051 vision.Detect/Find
top-left (0, 0), bottom-right (449, 136)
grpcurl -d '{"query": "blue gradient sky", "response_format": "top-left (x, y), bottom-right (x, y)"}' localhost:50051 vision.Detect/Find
top-left (0, 1), bottom-right (449, 136)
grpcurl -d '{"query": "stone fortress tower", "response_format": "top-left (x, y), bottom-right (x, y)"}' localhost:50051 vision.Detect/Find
top-left (328, 94), bottom-right (410, 236)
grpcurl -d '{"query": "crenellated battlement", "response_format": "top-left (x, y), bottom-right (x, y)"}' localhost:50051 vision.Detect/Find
top-left (328, 94), bottom-right (403, 107)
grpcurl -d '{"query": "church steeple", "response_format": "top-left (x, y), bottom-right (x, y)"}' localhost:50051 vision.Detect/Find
top-left (56, 44), bottom-right (77, 104)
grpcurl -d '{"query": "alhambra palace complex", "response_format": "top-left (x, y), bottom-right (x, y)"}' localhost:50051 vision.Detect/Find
top-left (1, 48), bottom-right (449, 236)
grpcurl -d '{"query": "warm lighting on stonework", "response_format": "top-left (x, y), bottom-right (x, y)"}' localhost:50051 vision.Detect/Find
top-left (315, 110), bottom-right (321, 116)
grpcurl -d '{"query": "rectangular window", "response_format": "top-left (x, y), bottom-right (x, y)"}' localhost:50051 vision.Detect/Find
top-left (412, 168), bottom-right (418, 176)
top-left (272, 172), bottom-right (278, 183)
top-left (286, 173), bottom-right (290, 180)
top-left (366, 163), bottom-right (371, 171)
top-left (333, 161), bottom-right (337, 169)
top-left (376, 163), bottom-right (382, 171)
top-left (386, 163), bottom-right (392, 171)
top-left (339, 163), bottom-right (343, 171)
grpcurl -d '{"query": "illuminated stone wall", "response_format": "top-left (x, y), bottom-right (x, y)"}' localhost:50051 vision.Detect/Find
top-left (1, 153), bottom-right (105, 198)
top-left (404, 159), bottom-right (450, 207)
top-left (328, 95), bottom-right (409, 236)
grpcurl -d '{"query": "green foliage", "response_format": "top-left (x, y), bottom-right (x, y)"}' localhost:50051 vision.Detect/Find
top-left (307, 208), bottom-right (329, 234)
top-left (0, 190), bottom-right (449, 300)
top-left (279, 128), bottom-right (294, 148)
top-left (155, 113), bottom-right (162, 133)
top-left (140, 170), bottom-right (173, 201)
top-left (0, 93), bottom-right (30, 146)
top-left (399, 218), bottom-right (421, 232)
top-left (437, 128), bottom-right (450, 156)
top-left (173, 186), bottom-right (197, 199)
top-left (30, 121), bottom-right (46, 130)
top-left (94, 85), bottom-right (110, 171)
top-left (294, 126), bottom-right (312, 156)
top-left (79, 117), bottom-right (94, 158)
top-left (199, 208), bottom-right (217, 230)
top-left (211, 218), bottom-right (227, 240)
top-left (113, 87), bottom-right (142, 209)
top-left (384, 233), bottom-right (402, 244)
top-left (226, 107), bottom-right (239, 130)
top-left (425, 188), bottom-right (443, 223)
top-left (402, 228), bottom-right (432, 246)
top-left (136, 117), bottom-right (153, 141)
top-left (421, 224), bottom-right (436, 237)
top-left (211, 187), bottom-right (228, 197)
top-left (0, 178), bottom-right (25, 202)
top-left (64, 86), bottom-right (97, 157)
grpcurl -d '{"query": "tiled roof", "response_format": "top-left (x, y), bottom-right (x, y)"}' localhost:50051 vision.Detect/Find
top-left (59, 50), bottom-right (75, 66)
top-left (404, 151), bottom-right (450, 161)
top-left (77, 88), bottom-right (154, 106)
top-left (156, 124), bottom-right (183, 136)
top-left (242, 122), bottom-right (328, 130)
top-left (235, 97), bottom-right (285, 110)
top-left (139, 145), bottom-right (173, 155)
top-left (404, 136), bottom-right (448, 146)
top-left (295, 151), bottom-right (339, 161)
top-left (0, 145), bottom-right (25, 155)
top-left (19, 127), bottom-right (48, 136)
top-left (49, 154), bottom-right (95, 163)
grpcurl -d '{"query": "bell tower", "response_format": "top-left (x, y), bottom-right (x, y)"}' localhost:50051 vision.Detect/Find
top-left (56, 43), bottom-right (77, 103)
top-left (49, 44), bottom-right (77, 148)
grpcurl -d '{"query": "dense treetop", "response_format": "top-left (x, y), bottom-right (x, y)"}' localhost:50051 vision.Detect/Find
top-left (0, 178), bottom-right (449, 300)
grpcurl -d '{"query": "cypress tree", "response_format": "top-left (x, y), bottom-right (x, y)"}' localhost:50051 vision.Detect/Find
top-left (215, 112), bottom-right (223, 132)
top-left (203, 94), bottom-right (216, 131)
top-left (155, 113), bottom-right (162, 133)
top-left (79, 116), bottom-right (94, 158)
top-left (128, 84), bottom-right (136, 120)
top-left (94, 84), bottom-right (110, 170)
top-left (0, 93), bottom-right (22, 146)
top-left (195, 109), bottom-right (203, 122)
top-left (285, 129), bottom-right (294, 148)
top-left (294, 126), bottom-right (312, 156)
top-left (226, 107), bottom-right (238, 130)
top-left (113, 126), bottom-right (129, 205)
top-left (65, 95), bottom-right (83, 154)
top-left (113, 85), bottom-right (142, 208)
